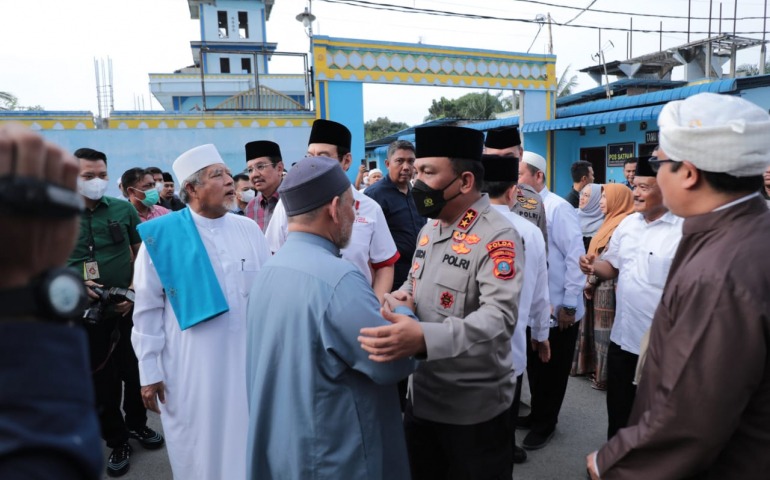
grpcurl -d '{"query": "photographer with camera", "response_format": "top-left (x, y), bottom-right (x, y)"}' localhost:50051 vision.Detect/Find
top-left (0, 123), bottom-right (101, 478)
top-left (66, 148), bottom-right (163, 477)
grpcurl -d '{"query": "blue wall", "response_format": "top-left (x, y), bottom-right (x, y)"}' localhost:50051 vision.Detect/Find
top-left (324, 82), bottom-right (365, 182)
top-left (37, 126), bottom-right (310, 198)
top-left (550, 120), bottom-right (659, 198)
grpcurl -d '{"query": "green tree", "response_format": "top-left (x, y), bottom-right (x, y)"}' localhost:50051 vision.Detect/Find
top-left (0, 92), bottom-right (43, 111)
top-left (557, 65), bottom-right (579, 98)
top-left (425, 91), bottom-right (506, 121)
top-left (0, 92), bottom-right (18, 110)
top-left (364, 117), bottom-right (410, 142)
top-left (736, 61), bottom-right (770, 76)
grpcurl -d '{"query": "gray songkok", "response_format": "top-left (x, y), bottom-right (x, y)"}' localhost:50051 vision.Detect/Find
top-left (278, 156), bottom-right (350, 216)
top-left (658, 92), bottom-right (770, 176)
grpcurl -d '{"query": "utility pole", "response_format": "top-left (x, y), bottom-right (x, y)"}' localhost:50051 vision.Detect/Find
top-left (762, 0), bottom-right (768, 74)
top-left (547, 13), bottom-right (553, 54)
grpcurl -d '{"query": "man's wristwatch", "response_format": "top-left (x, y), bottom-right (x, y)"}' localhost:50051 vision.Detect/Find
top-left (562, 306), bottom-right (577, 316)
top-left (0, 268), bottom-right (88, 323)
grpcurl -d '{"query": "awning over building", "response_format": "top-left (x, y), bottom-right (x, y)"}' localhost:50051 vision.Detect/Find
top-left (522, 104), bottom-right (665, 133)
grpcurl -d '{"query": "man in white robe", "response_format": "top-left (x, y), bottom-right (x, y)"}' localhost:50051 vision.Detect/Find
top-left (132, 144), bottom-right (270, 479)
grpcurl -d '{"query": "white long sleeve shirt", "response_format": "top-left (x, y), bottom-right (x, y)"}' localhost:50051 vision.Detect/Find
top-left (492, 205), bottom-right (551, 377)
top-left (539, 187), bottom-right (586, 320)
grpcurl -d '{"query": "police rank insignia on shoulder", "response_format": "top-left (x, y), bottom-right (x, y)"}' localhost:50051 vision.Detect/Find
top-left (440, 291), bottom-right (455, 309)
top-left (457, 208), bottom-right (477, 230)
top-left (486, 240), bottom-right (516, 280)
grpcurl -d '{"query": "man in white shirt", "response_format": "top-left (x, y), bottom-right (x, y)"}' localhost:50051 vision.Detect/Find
top-left (481, 154), bottom-right (551, 464)
top-left (579, 156), bottom-right (683, 439)
top-left (517, 151), bottom-right (586, 450)
top-left (131, 144), bottom-right (271, 479)
top-left (265, 119), bottom-right (399, 302)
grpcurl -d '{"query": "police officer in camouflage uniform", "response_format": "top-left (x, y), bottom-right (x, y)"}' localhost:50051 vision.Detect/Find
top-left (359, 125), bottom-right (523, 479)
top-left (484, 126), bottom-right (548, 246)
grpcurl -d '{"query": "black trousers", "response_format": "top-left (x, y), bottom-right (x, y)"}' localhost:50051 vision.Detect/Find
top-left (404, 403), bottom-right (512, 480)
top-left (606, 342), bottom-right (638, 439)
top-left (508, 373), bottom-right (524, 445)
top-left (86, 309), bottom-right (147, 448)
top-left (526, 322), bottom-right (579, 435)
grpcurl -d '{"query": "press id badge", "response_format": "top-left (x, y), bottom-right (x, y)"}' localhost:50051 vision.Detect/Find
top-left (84, 261), bottom-right (100, 280)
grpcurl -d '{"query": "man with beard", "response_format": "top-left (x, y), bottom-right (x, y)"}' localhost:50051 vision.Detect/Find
top-left (245, 156), bottom-right (416, 479)
top-left (132, 144), bottom-right (271, 479)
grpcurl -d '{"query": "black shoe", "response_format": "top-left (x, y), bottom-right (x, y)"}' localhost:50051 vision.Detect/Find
top-left (522, 428), bottom-right (555, 450)
top-left (128, 426), bottom-right (165, 450)
top-left (515, 414), bottom-right (532, 430)
top-left (513, 445), bottom-right (528, 464)
top-left (107, 442), bottom-right (132, 477)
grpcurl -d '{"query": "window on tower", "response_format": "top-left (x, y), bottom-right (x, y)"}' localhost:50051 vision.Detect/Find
top-left (218, 11), bottom-right (228, 38)
top-left (241, 58), bottom-right (252, 74)
top-left (238, 11), bottom-right (249, 39)
top-left (220, 58), bottom-right (231, 74)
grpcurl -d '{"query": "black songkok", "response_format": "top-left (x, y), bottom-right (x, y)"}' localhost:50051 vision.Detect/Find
top-left (484, 126), bottom-right (521, 149)
top-left (245, 140), bottom-right (282, 162)
top-left (308, 119), bottom-right (352, 151)
top-left (415, 126), bottom-right (484, 161)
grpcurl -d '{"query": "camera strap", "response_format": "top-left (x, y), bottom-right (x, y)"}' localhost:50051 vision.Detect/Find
top-left (92, 324), bottom-right (121, 374)
top-left (0, 175), bottom-right (84, 218)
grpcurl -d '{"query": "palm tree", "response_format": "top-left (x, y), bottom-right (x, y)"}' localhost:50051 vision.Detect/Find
top-left (0, 92), bottom-right (17, 110)
top-left (557, 66), bottom-right (579, 98)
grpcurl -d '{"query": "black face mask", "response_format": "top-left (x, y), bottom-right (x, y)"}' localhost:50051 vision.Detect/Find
top-left (411, 176), bottom-right (461, 218)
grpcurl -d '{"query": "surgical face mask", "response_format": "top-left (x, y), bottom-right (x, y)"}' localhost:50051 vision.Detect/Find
top-left (137, 187), bottom-right (160, 207)
top-left (77, 178), bottom-right (109, 201)
top-left (155, 182), bottom-right (164, 192)
top-left (411, 176), bottom-right (461, 218)
top-left (239, 189), bottom-right (256, 203)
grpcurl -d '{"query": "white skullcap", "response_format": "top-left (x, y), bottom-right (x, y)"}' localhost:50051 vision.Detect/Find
top-left (369, 168), bottom-right (382, 176)
top-left (173, 144), bottom-right (225, 184)
top-left (522, 151), bottom-right (547, 173)
top-left (658, 92), bottom-right (770, 176)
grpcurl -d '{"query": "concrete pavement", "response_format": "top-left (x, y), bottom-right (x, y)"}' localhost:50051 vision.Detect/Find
top-left (104, 374), bottom-right (608, 479)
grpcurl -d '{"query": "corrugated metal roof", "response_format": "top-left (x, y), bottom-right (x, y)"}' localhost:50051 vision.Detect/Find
top-left (522, 104), bottom-right (665, 133)
top-left (556, 79), bottom-right (737, 118)
top-left (464, 116), bottom-right (520, 131)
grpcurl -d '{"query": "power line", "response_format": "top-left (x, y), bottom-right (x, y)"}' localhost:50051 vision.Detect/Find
top-left (510, 0), bottom-right (767, 21)
top-left (317, 0), bottom-right (769, 35)
top-left (563, 0), bottom-right (598, 25)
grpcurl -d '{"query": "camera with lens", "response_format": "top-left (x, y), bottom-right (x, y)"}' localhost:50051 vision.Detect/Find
top-left (82, 286), bottom-right (135, 325)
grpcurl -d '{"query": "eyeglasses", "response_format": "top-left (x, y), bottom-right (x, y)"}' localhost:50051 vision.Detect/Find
top-left (648, 156), bottom-right (677, 173)
top-left (246, 163), bottom-right (275, 174)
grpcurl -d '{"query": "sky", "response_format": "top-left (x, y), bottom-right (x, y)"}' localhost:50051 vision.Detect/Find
top-left (1, 0), bottom-right (769, 125)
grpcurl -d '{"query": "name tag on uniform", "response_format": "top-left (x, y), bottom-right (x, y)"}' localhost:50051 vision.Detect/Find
top-left (84, 261), bottom-right (100, 280)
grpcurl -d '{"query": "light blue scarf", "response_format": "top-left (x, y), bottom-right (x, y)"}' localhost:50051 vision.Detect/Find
top-left (137, 208), bottom-right (229, 330)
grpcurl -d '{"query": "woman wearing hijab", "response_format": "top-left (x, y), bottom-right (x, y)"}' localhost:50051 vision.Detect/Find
top-left (577, 183), bottom-right (603, 251)
top-left (571, 184), bottom-right (634, 389)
